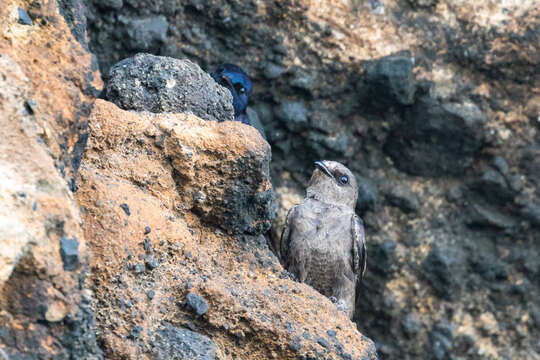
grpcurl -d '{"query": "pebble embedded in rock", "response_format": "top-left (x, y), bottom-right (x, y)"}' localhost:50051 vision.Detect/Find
top-left (120, 203), bottom-right (131, 216)
top-left (60, 237), bottom-right (79, 271)
top-left (147, 290), bottom-right (155, 300)
top-left (134, 262), bottom-right (145, 274)
top-left (146, 257), bottom-right (159, 270)
top-left (18, 8), bottom-right (32, 25)
top-left (186, 293), bottom-right (209, 316)
top-left (144, 226), bottom-right (151, 235)
top-left (316, 337), bottom-right (329, 349)
top-left (129, 325), bottom-right (143, 339)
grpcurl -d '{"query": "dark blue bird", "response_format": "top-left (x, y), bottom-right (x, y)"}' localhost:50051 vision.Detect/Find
top-left (211, 64), bottom-right (252, 125)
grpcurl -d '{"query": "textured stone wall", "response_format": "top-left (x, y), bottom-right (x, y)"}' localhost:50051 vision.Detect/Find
top-left (85, 1), bottom-right (540, 359)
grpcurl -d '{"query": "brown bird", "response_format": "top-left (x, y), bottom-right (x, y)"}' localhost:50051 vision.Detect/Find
top-left (280, 161), bottom-right (366, 318)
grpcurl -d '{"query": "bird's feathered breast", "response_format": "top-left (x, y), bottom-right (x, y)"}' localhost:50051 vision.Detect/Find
top-left (283, 199), bottom-right (355, 294)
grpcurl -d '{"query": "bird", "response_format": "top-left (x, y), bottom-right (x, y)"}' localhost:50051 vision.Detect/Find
top-left (211, 64), bottom-right (252, 125)
top-left (280, 160), bottom-right (366, 319)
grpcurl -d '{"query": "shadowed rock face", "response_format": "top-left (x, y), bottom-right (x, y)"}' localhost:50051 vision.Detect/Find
top-left (86, 0), bottom-right (540, 359)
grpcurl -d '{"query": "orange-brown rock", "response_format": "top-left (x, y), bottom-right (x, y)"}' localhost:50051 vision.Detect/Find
top-left (0, 0), bottom-right (102, 358)
top-left (76, 100), bottom-right (377, 359)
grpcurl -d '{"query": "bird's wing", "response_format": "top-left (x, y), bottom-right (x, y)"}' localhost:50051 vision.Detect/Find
top-left (280, 205), bottom-right (298, 265)
top-left (351, 214), bottom-right (367, 279)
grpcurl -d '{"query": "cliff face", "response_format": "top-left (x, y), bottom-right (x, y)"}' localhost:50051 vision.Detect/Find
top-left (0, 0), bottom-right (102, 358)
top-left (85, 0), bottom-right (540, 359)
top-left (0, 0), bottom-right (377, 359)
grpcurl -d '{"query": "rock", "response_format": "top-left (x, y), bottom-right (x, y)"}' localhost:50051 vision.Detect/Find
top-left (106, 53), bottom-right (234, 122)
top-left (466, 201), bottom-right (517, 229)
top-left (356, 176), bottom-right (378, 212)
top-left (385, 186), bottom-right (420, 213)
top-left (407, 0), bottom-right (438, 8)
top-left (152, 324), bottom-right (216, 360)
top-left (429, 322), bottom-right (454, 360)
top-left (17, 8), bottom-right (32, 25)
top-left (264, 63), bottom-right (286, 79)
top-left (187, 293), bottom-right (209, 316)
top-left (370, 239), bottom-right (398, 276)
top-left (60, 237), bottom-right (80, 271)
top-left (275, 101), bottom-right (308, 132)
top-left (521, 202), bottom-right (540, 227)
top-left (127, 16), bottom-right (168, 51)
top-left (0, 6), bottom-right (101, 356)
top-left (422, 244), bottom-right (464, 300)
top-left (120, 203), bottom-right (131, 216)
top-left (365, 51), bottom-right (416, 106)
top-left (385, 97), bottom-right (485, 176)
top-left (76, 100), bottom-right (375, 359)
top-left (129, 325), bottom-right (143, 339)
top-left (402, 314), bottom-right (421, 338)
top-left (469, 167), bottom-right (516, 205)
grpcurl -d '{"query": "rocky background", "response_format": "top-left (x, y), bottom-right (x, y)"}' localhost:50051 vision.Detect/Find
top-left (0, 0), bottom-right (538, 359)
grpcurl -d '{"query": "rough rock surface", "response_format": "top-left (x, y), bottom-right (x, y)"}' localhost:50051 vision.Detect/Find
top-left (106, 53), bottom-right (235, 122)
top-left (86, 0), bottom-right (540, 359)
top-left (0, 0), bottom-right (102, 358)
top-left (75, 100), bottom-right (376, 359)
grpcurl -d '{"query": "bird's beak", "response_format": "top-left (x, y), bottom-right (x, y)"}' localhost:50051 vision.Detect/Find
top-left (314, 161), bottom-right (334, 180)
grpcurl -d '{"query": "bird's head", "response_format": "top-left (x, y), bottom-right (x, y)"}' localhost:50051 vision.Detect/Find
top-left (306, 160), bottom-right (358, 208)
top-left (211, 64), bottom-right (252, 117)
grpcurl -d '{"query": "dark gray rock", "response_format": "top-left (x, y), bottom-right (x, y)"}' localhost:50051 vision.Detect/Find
top-left (370, 239), bottom-right (398, 276)
top-left (127, 16), bottom-right (168, 51)
top-left (385, 186), bottom-right (420, 213)
top-left (186, 293), bottom-right (209, 316)
top-left (407, 0), bottom-right (438, 8)
top-left (60, 237), bottom-right (79, 271)
top-left (275, 101), bottom-right (308, 132)
top-left (521, 202), bottom-right (540, 227)
top-left (264, 63), bottom-right (286, 79)
top-left (94, 0), bottom-right (123, 9)
top-left (152, 323), bottom-right (216, 360)
top-left (356, 176), bottom-right (378, 212)
top-left (365, 51), bottom-right (416, 106)
top-left (385, 97), bottom-right (485, 176)
top-left (429, 322), bottom-right (454, 360)
top-left (466, 201), bottom-right (517, 229)
top-left (470, 168), bottom-right (516, 205)
top-left (106, 54), bottom-right (234, 122)
top-left (402, 314), bottom-right (421, 338)
top-left (120, 203), bottom-right (131, 216)
top-left (422, 244), bottom-right (464, 300)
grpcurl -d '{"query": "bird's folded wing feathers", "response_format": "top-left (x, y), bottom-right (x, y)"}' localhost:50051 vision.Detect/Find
top-left (280, 205), bottom-right (298, 264)
top-left (351, 215), bottom-right (367, 278)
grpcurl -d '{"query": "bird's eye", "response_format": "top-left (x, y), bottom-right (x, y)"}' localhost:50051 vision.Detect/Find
top-left (234, 83), bottom-right (246, 94)
top-left (340, 175), bottom-right (349, 185)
